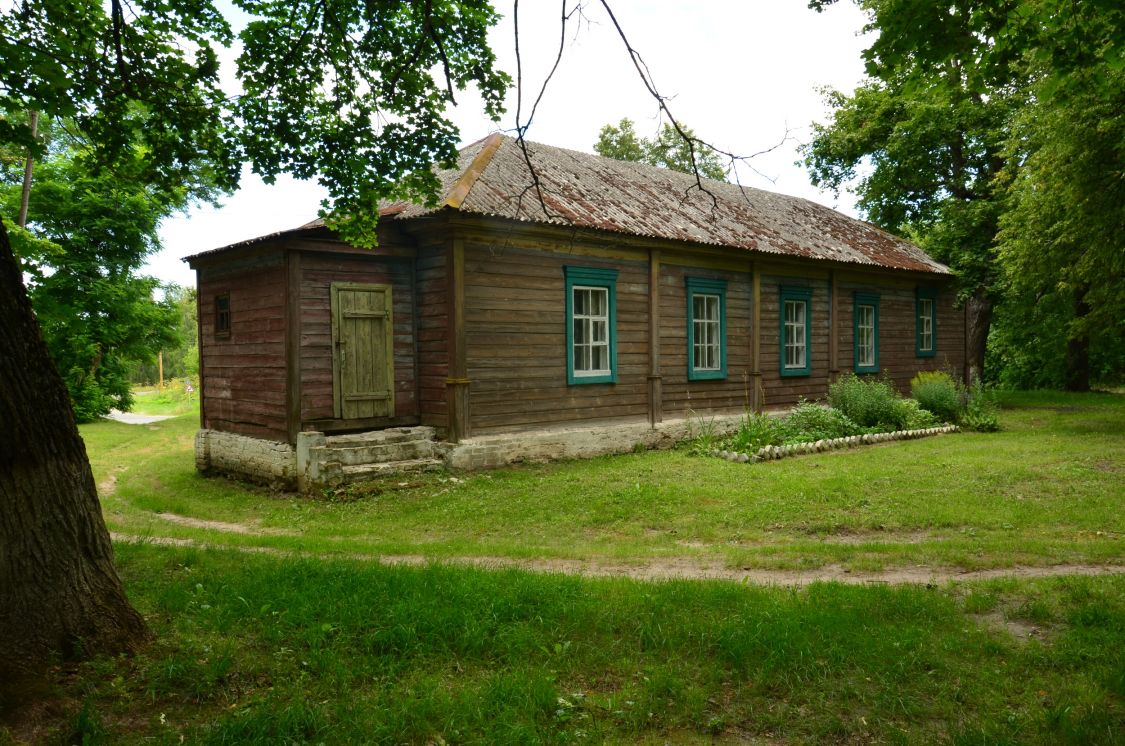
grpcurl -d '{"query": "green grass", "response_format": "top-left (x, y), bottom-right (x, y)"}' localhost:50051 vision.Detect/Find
top-left (4, 391), bottom-right (1122, 743)
top-left (129, 383), bottom-right (200, 417)
top-left (86, 390), bottom-right (1125, 572)
top-left (7, 546), bottom-right (1123, 744)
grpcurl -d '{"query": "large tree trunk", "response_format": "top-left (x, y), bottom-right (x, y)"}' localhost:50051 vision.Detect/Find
top-left (0, 217), bottom-right (149, 697)
top-left (965, 289), bottom-right (992, 384)
top-left (1064, 287), bottom-right (1091, 392)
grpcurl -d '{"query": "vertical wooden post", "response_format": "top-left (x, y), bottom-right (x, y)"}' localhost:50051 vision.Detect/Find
top-left (647, 249), bottom-right (662, 427)
top-left (829, 270), bottom-right (839, 382)
top-left (750, 261), bottom-right (762, 413)
top-left (157, 351), bottom-right (163, 389)
top-left (446, 237), bottom-right (470, 442)
top-left (285, 250), bottom-right (303, 444)
top-left (196, 273), bottom-right (205, 428)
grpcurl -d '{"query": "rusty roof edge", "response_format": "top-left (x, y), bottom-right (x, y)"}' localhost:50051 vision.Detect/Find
top-left (443, 133), bottom-right (504, 210)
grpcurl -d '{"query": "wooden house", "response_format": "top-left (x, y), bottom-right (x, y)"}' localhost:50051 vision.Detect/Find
top-left (186, 134), bottom-right (965, 490)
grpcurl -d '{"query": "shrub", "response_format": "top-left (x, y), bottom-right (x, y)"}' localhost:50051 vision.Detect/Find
top-left (827, 374), bottom-right (903, 429)
top-left (724, 411), bottom-right (784, 453)
top-left (894, 398), bottom-right (940, 430)
top-left (778, 401), bottom-right (862, 443)
top-left (962, 380), bottom-right (1001, 432)
top-left (910, 371), bottom-right (963, 423)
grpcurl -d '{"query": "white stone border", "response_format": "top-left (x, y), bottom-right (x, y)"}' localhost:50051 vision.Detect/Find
top-left (712, 425), bottom-right (960, 464)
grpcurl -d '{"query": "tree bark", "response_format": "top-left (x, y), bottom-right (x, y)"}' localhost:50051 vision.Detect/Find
top-left (0, 217), bottom-right (149, 696)
top-left (1064, 288), bottom-right (1091, 392)
top-left (965, 289), bottom-right (992, 384)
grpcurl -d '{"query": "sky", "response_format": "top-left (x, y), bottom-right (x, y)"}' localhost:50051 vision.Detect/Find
top-left (149, 0), bottom-right (873, 288)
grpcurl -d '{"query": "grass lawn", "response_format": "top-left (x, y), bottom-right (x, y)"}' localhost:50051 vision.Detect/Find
top-left (3, 391), bottom-right (1119, 743)
top-left (128, 384), bottom-right (200, 418)
top-left (90, 390), bottom-right (1124, 573)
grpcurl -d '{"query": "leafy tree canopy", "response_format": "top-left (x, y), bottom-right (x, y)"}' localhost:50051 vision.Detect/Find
top-left (595, 118), bottom-right (727, 181)
top-left (1, 0), bottom-right (511, 246)
top-left (1, 127), bottom-right (183, 420)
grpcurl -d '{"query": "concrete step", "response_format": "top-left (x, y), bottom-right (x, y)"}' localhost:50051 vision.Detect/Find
top-left (327, 440), bottom-right (434, 465)
top-left (339, 458), bottom-right (445, 481)
top-left (327, 426), bottom-right (435, 448)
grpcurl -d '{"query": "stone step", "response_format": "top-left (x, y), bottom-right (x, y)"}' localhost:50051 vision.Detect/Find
top-left (326, 426), bottom-right (435, 448)
top-left (339, 458), bottom-right (445, 481)
top-left (326, 440), bottom-right (435, 465)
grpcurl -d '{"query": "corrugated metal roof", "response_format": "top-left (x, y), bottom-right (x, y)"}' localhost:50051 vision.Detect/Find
top-left (188, 133), bottom-right (949, 275)
top-left (387, 133), bottom-right (948, 274)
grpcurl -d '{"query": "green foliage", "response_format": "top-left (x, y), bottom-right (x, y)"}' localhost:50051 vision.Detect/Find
top-left (2, 139), bottom-right (182, 421)
top-left (1, 0), bottom-right (510, 247)
top-left (595, 118), bottom-right (727, 181)
top-left (961, 381), bottom-right (1000, 433)
top-left (131, 286), bottom-right (198, 385)
top-left (806, 0), bottom-right (1125, 389)
top-left (828, 374), bottom-right (907, 430)
top-left (723, 411), bottom-right (784, 453)
top-left (910, 371), bottom-right (963, 424)
top-left (894, 397), bottom-right (940, 430)
top-left (777, 401), bottom-right (862, 443)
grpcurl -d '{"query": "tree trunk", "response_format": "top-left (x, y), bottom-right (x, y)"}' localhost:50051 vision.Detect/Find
top-left (965, 290), bottom-right (992, 384)
top-left (1064, 288), bottom-right (1091, 392)
top-left (0, 217), bottom-right (149, 697)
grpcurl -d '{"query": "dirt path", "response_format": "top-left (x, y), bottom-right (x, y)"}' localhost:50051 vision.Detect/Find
top-left (104, 409), bottom-right (173, 425)
top-left (109, 532), bottom-right (1124, 586)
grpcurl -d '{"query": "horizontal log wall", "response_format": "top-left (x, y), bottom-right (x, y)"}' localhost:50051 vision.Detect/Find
top-left (198, 254), bottom-right (288, 441)
top-left (835, 279), bottom-right (965, 391)
top-left (759, 273), bottom-right (833, 407)
top-left (659, 262), bottom-right (754, 417)
top-left (416, 243), bottom-right (449, 431)
top-left (297, 252), bottom-right (417, 423)
top-left (463, 244), bottom-right (650, 433)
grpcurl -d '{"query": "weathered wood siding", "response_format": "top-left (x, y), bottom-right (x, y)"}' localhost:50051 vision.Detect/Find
top-left (297, 252), bottom-right (417, 423)
top-left (758, 273), bottom-right (833, 407)
top-left (835, 277), bottom-right (964, 391)
top-left (463, 244), bottom-right (650, 433)
top-left (198, 253), bottom-right (288, 440)
top-left (659, 262), bottom-right (754, 417)
top-left (416, 244), bottom-right (449, 431)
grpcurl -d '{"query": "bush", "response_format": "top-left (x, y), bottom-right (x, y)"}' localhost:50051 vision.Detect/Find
top-left (724, 411), bottom-right (784, 453)
top-left (910, 371), bottom-right (963, 423)
top-left (894, 398), bottom-right (940, 430)
top-left (778, 401), bottom-right (862, 443)
top-left (962, 380), bottom-right (1001, 432)
top-left (827, 374), bottom-right (904, 429)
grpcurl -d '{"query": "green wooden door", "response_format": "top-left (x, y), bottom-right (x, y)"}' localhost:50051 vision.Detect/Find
top-left (331, 283), bottom-right (395, 420)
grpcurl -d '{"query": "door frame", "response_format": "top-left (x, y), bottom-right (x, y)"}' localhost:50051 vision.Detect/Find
top-left (330, 282), bottom-right (395, 420)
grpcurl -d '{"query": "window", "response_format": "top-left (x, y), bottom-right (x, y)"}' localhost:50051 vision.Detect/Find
top-left (916, 288), bottom-right (937, 357)
top-left (686, 277), bottom-right (727, 380)
top-left (565, 266), bottom-right (618, 384)
top-left (779, 286), bottom-right (813, 377)
top-left (215, 293), bottom-right (231, 337)
top-left (853, 292), bottom-right (880, 373)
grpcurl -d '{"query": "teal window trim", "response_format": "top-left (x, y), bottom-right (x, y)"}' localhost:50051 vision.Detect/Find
top-left (779, 285), bottom-right (813, 377)
top-left (565, 266), bottom-right (618, 385)
top-left (915, 288), bottom-right (937, 358)
top-left (853, 292), bottom-right (880, 374)
top-left (686, 277), bottom-right (728, 380)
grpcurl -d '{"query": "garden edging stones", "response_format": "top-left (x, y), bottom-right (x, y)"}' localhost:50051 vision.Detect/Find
top-left (710, 425), bottom-right (960, 464)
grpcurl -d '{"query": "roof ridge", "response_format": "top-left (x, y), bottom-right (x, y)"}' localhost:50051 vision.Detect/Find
top-left (444, 132), bottom-right (505, 209)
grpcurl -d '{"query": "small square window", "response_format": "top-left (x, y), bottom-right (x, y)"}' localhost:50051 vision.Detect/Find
top-left (215, 293), bottom-right (231, 337)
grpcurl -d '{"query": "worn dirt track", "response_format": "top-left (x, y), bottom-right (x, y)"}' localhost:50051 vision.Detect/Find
top-left (111, 532), bottom-right (1124, 586)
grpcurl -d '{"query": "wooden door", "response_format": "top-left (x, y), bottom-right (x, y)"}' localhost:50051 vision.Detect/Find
top-left (331, 283), bottom-right (395, 420)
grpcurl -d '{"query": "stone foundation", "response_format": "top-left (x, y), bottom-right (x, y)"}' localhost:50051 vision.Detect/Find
top-left (195, 413), bottom-right (749, 492)
top-left (443, 414), bottom-right (746, 471)
top-left (194, 429), bottom-right (296, 488)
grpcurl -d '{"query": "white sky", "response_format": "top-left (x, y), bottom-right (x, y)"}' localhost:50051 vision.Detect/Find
top-left (149, 0), bottom-right (872, 287)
